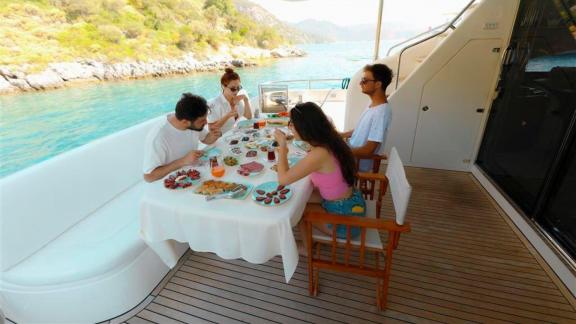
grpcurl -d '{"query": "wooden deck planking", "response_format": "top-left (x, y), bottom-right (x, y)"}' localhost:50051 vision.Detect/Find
top-left (130, 167), bottom-right (576, 323)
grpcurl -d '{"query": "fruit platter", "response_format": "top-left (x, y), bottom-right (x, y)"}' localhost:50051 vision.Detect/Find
top-left (252, 182), bottom-right (292, 206)
top-left (163, 169), bottom-right (201, 189)
top-left (237, 161), bottom-right (264, 177)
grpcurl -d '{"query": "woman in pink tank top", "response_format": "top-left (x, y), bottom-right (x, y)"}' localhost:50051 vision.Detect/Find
top-left (274, 102), bottom-right (366, 243)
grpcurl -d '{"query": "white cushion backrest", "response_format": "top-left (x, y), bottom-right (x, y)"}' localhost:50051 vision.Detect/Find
top-left (385, 147), bottom-right (412, 225)
top-left (0, 116), bottom-right (163, 271)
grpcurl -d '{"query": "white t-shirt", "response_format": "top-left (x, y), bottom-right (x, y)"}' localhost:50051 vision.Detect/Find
top-left (143, 115), bottom-right (209, 174)
top-left (349, 103), bottom-right (392, 172)
top-left (207, 92), bottom-right (248, 133)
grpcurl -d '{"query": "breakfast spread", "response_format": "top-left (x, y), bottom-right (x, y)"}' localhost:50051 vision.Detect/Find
top-left (237, 161), bottom-right (264, 176)
top-left (266, 118), bottom-right (289, 127)
top-left (195, 180), bottom-right (247, 196)
top-left (245, 141), bottom-right (259, 149)
top-left (252, 182), bottom-right (292, 206)
top-left (164, 169), bottom-right (201, 189)
top-left (230, 147), bottom-right (242, 155)
top-left (223, 156), bottom-right (238, 166)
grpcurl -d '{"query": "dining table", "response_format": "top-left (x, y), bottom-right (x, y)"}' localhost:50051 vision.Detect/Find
top-left (139, 121), bottom-right (313, 282)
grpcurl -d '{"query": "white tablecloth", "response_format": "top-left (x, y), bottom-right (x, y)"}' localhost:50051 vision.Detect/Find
top-left (140, 128), bottom-right (313, 282)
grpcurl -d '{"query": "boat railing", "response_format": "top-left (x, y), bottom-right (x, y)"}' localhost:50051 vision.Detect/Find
top-left (392, 0), bottom-right (477, 88)
top-left (259, 78), bottom-right (349, 90)
top-left (386, 23), bottom-right (449, 56)
top-left (258, 78), bottom-right (347, 113)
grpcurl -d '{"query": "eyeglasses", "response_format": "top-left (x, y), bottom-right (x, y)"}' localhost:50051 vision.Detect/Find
top-left (227, 85), bottom-right (243, 92)
top-left (360, 78), bottom-right (376, 85)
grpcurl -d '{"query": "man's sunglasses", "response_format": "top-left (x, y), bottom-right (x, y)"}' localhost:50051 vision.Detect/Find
top-left (359, 78), bottom-right (377, 85)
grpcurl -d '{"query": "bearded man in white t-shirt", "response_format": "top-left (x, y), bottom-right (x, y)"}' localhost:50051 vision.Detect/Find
top-left (143, 93), bottom-right (222, 182)
top-left (341, 64), bottom-right (393, 172)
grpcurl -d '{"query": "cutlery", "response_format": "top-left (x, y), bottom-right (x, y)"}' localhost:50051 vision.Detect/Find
top-left (206, 185), bottom-right (245, 201)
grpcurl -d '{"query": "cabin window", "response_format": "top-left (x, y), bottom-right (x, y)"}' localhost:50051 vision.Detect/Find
top-left (477, 0), bottom-right (576, 259)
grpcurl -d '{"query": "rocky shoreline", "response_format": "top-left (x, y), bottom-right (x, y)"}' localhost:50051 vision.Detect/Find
top-left (0, 46), bottom-right (305, 95)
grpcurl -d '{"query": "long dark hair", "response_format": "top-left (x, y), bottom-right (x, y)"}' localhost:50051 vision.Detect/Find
top-left (290, 102), bottom-right (357, 186)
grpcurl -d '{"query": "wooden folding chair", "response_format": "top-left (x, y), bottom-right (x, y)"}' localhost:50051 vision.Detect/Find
top-left (355, 153), bottom-right (387, 200)
top-left (302, 147), bottom-right (411, 310)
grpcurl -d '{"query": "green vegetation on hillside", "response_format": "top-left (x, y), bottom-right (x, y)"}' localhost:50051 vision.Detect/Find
top-left (0, 0), bottom-right (288, 70)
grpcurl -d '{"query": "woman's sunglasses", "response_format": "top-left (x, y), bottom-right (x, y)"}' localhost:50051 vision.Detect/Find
top-left (227, 85), bottom-right (243, 92)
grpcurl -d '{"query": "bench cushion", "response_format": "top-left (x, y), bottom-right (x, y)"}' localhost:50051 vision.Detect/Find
top-left (3, 182), bottom-right (146, 286)
top-left (0, 117), bottom-right (162, 271)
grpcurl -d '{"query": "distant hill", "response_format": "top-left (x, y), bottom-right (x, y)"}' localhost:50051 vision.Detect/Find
top-left (292, 20), bottom-right (374, 42)
top-left (292, 19), bottom-right (423, 42)
top-left (233, 0), bottom-right (329, 44)
top-left (0, 0), bottom-right (305, 70)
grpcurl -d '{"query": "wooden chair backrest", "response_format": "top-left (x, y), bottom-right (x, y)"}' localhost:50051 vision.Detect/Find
top-left (356, 172), bottom-right (388, 218)
top-left (354, 153), bottom-right (387, 173)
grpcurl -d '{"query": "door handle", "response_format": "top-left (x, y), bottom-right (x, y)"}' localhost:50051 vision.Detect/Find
top-left (476, 108), bottom-right (485, 113)
top-left (422, 106), bottom-right (429, 111)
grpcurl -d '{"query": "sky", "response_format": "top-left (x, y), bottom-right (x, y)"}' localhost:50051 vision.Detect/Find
top-left (248, 0), bottom-right (472, 29)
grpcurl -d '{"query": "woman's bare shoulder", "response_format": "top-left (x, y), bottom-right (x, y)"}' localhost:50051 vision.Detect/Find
top-left (307, 146), bottom-right (332, 162)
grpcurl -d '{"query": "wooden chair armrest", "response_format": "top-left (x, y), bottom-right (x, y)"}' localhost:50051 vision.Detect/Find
top-left (357, 172), bottom-right (387, 182)
top-left (354, 153), bottom-right (388, 161)
top-left (303, 211), bottom-right (411, 233)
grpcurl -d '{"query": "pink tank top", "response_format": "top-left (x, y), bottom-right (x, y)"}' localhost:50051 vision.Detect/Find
top-left (310, 155), bottom-right (350, 200)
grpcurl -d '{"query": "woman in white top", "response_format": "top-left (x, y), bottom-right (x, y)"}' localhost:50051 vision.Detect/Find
top-left (207, 68), bottom-right (252, 133)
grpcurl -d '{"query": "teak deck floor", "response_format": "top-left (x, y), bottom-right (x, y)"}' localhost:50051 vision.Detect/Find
top-left (120, 167), bottom-right (576, 324)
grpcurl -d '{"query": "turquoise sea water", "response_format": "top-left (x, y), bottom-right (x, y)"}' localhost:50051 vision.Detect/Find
top-left (0, 41), bottom-right (396, 178)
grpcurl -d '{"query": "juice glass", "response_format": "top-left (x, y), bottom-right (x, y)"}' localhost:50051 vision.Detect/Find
top-left (211, 166), bottom-right (225, 178)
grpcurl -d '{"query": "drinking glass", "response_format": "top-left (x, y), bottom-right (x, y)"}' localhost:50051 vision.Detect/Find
top-left (211, 166), bottom-right (225, 178)
top-left (209, 156), bottom-right (218, 168)
top-left (267, 146), bottom-right (276, 162)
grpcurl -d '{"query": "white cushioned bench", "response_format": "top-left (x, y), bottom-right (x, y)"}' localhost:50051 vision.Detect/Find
top-left (0, 116), bottom-right (187, 323)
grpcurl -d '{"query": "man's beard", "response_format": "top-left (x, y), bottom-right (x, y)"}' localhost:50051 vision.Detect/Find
top-left (188, 125), bottom-right (204, 131)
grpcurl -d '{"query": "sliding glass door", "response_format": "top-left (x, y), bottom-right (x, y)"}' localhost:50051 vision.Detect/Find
top-left (477, 0), bottom-right (576, 258)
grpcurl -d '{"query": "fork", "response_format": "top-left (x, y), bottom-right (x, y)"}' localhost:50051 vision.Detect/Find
top-left (205, 185), bottom-right (245, 201)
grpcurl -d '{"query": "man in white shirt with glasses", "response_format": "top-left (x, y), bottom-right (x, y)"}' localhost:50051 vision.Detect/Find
top-left (341, 63), bottom-right (393, 172)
